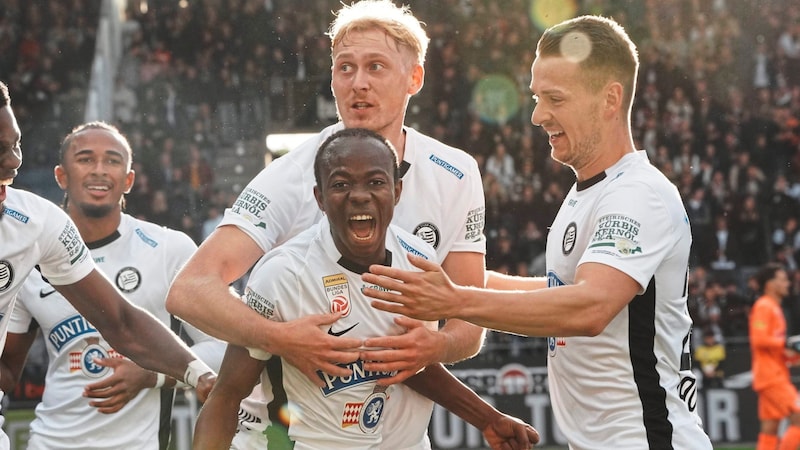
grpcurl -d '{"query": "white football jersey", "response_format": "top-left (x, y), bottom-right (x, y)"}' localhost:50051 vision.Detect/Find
top-left (0, 188), bottom-right (96, 449)
top-left (9, 213), bottom-right (222, 450)
top-left (545, 151), bottom-right (711, 449)
top-left (244, 220), bottom-right (437, 449)
top-left (221, 123), bottom-right (486, 449)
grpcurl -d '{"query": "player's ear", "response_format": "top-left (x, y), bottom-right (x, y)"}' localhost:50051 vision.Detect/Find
top-left (123, 169), bottom-right (136, 194)
top-left (408, 63), bottom-right (424, 96)
top-left (313, 185), bottom-right (325, 212)
top-left (54, 165), bottom-right (67, 190)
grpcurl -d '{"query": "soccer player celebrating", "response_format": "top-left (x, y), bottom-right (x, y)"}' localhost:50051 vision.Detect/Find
top-left (195, 129), bottom-right (538, 450)
top-left (362, 15), bottom-right (713, 449)
top-left (0, 122), bottom-right (224, 449)
top-left (0, 81), bottom-right (214, 448)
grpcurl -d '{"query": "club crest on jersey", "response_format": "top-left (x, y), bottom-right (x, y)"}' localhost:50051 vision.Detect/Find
top-left (413, 222), bottom-right (440, 249)
top-left (547, 336), bottom-right (566, 357)
top-left (341, 385), bottom-right (388, 433)
top-left (116, 267), bottom-right (141, 293)
top-left (69, 337), bottom-right (120, 378)
top-left (323, 273), bottom-right (351, 317)
top-left (0, 260), bottom-right (13, 292)
top-left (562, 222), bottom-right (577, 255)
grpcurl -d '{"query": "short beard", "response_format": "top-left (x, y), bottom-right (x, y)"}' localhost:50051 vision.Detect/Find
top-left (75, 202), bottom-right (115, 218)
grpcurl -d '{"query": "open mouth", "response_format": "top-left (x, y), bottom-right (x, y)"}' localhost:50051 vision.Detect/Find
top-left (349, 214), bottom-right (376, 241)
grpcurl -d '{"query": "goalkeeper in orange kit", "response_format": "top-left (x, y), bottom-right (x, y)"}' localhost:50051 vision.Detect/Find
top-left (750, 263), bottom-right (800, 450)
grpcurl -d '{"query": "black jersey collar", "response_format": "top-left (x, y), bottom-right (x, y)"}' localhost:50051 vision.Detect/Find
top-left (576, 171), bottom-right (607, 191)
top-left (337, 250), bottom-right (393, 275)
top-left (85, 230), bottom-right (122, 249)
top-left (399, 160), bottom-right (410, 178)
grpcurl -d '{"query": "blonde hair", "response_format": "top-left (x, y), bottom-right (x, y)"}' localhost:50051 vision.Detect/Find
top-left (328, 0), bottom-right (429, 66)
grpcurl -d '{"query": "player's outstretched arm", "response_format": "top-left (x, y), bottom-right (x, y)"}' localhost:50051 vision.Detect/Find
top-left (56, 269), bottom-right (213, 385)
top-left (166, 226), bottom-right (271, 347)
top-left (0, 329), bottom-right (38, 393)
top-left (194, 344), bottom-right (265, 450)
top-left (362, 252), bottom-right (486, 383)
top-left (404, 364), bottom-right (539, 450)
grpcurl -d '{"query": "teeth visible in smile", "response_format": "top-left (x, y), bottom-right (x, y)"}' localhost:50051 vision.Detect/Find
top-left (88, 186), bottom-right (110, 191)
top-left (549, 131), bottom-right (564, 137)
top-left (353, 103), bottom-right (369, 109)
top-left (350, 214), bottom-right (373, 221)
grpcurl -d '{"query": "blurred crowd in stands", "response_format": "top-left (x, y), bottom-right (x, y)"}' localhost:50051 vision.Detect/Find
top-left (3, 0), bottom-right (800, 360)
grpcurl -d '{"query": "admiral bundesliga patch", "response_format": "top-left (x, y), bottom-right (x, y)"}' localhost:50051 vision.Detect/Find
top-left (341, 385), bottom-right (388, 433)
top-left (323, 273), bottom-right (351, 317)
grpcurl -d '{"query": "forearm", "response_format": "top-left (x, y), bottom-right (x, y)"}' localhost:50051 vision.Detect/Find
top-left (438, 319), bottom-right (485, 363)
top-left (193, 394), bottom-right (241, 450)
top-left (485, 270), bottom-right (547, 291)
top-left (111, 307), bottom-right (198, 381)
top-left (405, 363), bottom-right (497, 430)
top-left (168, 274), bottom-right (275, 349)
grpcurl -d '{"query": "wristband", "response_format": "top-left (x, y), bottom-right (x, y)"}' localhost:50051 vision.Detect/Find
top-left (184, 359), bottom-right (214, 388)
top-left (154, 372), bottom-right (166, 389)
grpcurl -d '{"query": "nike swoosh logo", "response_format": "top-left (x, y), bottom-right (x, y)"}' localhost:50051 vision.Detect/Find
top-left (39, 288), bottom-right (57, 298)
top-left (327, 323), bottom-right (359, 337)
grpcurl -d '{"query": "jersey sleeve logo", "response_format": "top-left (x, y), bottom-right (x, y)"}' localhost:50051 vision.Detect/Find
top-left (588, 214), bottom-right (642, 256)
top-left (0, 260), bottom-right (13, 292)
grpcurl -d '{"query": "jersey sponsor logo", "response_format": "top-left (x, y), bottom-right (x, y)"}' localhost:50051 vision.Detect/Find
top-left (328, 322), bottom-right (358, 337)
top-left (323, 274), bottom-right (351, 317)
top-left (318, 359), bottom-right (394, 396)
top-left (49, 315), bottom-right (98, 351)
top-left (588, 214), bottom-right (642, 256)
top-left (93, 256), bottom-right (105, 263)
top-left (428, 154), bottom-right (464, 179)
top-left (397, 238), bottom-right (429, 260)
top-left (568, 199), bottom-right (577, 207)
top-left (39, 287), bottom-right (57, 298)
top-left (244, 287), bottom-right (275, 319)
top-left (116, 267), bottom-right (141, 293)
top-left (465, 207), bottom-right (485, 242)
top-left (0, 260), bottom-right (13, 292)
top-left (58, 222), bottom-right (88, 265)
top-left (413, 222), bottom-right (440, 249)
top-left (134, 228), bottom-right (158, 247)
top-left (231, 188), bottom-right (271, 225)
top-left (562, 222), bottom-right (577, 255)
top-left (546, 271), bottom-right (565, 288)
top-left (2, 207), bottom-right (29, 223)
top-left (496, 363), bottom-right (535, 395)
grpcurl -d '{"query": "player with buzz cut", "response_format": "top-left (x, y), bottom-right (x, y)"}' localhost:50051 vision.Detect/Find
top-left (0, 122), bottom-right (224, 450)
top-left (195, 128), bottom-right (538, 450)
